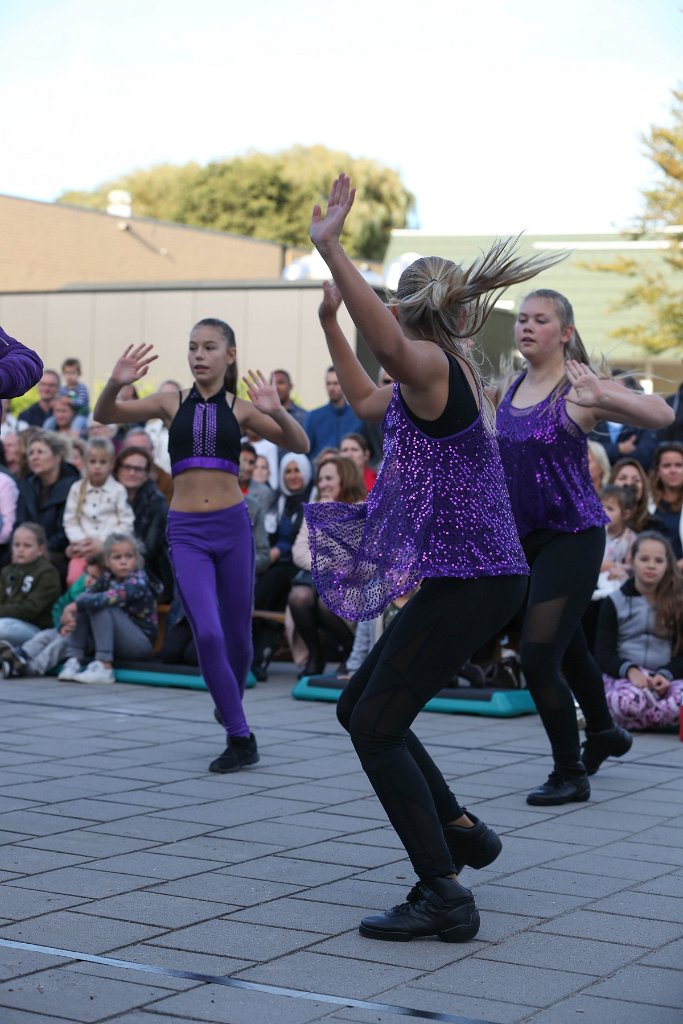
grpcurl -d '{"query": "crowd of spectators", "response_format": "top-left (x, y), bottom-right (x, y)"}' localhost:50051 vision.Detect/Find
top-left (3, 357), bottom-right (682, 733)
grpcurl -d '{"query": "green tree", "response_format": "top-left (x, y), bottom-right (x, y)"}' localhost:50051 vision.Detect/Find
top-left (58, 146), bottom-right (414, 261)
top-left (591, 88), bottom-right (683, 354)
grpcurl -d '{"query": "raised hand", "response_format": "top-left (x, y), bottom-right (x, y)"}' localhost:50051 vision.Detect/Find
top-left (111, 344), bottom-right (158, 386)
top-left (564, 360), bottom-right (605, 408)
top-left (318, 280), bottom-right (343, 325)
top-left (310, 174), bottom-right (356, 252)
top-left (243, 370), bottom-right (282, 416)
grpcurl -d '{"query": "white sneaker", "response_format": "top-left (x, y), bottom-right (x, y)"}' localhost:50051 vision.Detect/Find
top-left (58, 657), bottom-right (83, 681)
top-left (74, 660), bottom-right (116, 684)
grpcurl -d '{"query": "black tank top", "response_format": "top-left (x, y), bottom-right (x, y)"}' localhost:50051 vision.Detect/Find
top-left (168, 385), bottom-right (242, 478)
top-left (400, 353), bottom-right (479, 438)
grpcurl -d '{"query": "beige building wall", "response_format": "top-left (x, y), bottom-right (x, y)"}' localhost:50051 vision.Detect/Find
top-left (0, 284), bottom-right (355, 410)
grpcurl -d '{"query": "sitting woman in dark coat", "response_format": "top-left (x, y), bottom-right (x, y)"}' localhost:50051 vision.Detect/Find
top-left (114, 446), bottom-right (172, 600)
top-left (15, 431), bottom-right (80, 583)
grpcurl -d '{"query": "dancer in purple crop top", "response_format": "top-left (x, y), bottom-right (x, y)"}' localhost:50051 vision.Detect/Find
top-left (496, 290), bottom-right (673, 805)
top-left (94, 319), bottom-right (309, 773)
top-left (308, 174), bottom-right (564, 944)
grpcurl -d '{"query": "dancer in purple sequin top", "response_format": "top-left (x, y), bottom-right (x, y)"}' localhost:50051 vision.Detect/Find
top-left (495, 289), bottom-right (673, 805)
top-left (308, 173), bottom-right (565, 944)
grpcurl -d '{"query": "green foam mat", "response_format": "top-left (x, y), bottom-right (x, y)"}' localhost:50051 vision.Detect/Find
top-left (292, 674), bottom-right (537, 717)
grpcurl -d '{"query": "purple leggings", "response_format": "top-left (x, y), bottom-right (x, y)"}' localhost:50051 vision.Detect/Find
top-left (167, 503), bottom-right (255, 737)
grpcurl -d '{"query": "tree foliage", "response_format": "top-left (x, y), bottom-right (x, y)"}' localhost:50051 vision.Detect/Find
top-left (58, 146), bottom-right (414, 261)
top-left (590, 89), bottom-right (683, 354)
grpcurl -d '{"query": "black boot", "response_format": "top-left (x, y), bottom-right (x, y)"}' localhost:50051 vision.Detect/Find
top-left (359, 877), bottom-right (480, 943)
top-left (444, 810), bottom-right (502, 873)
top-left (209, 733), bottom-right (259, 774)
top-left (527, 767), bottom-right (590, 806)
top-left (581, 725), bottom-right (633, 776)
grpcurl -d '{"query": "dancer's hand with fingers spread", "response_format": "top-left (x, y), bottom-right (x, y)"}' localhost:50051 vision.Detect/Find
top-left (111, 344), bottom-right (158, 386)
top-left (319, 280), bottom-right (343, 325)
top-left (243, 370), bottom-right (281, 416)
top-left (310, 173), bottom-right (356, 254)
top-left (564, 360), bottom-right (605, 408)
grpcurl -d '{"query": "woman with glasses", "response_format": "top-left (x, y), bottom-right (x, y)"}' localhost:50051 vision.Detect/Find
top-left (114, 446), bottom-right (172, 600)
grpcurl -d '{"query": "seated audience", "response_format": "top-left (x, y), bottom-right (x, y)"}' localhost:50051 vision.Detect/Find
top-left (595, 532), bottom-right (683, 733)
top-left (64, 438), bottom-right (134, 585)
top-left (57, 531), bottom-right (157, 684)
top-left (0, 523), bottom-right (62, 646)
top-left (16, 432), bottom-right (80, 582)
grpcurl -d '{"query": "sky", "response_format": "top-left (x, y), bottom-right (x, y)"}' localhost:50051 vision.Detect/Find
top-left (1, 0), bottom-right (681, 236)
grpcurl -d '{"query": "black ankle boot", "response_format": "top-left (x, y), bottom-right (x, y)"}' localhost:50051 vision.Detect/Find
top-left (359, 877), bottom-right (480, 943)
top-left (209, 733), bottom-right (259, 774)
top-left (527, 768), bottom-right (590, 806)
top-left (581, 725), bottom-right (633, 775)
top-left (444, 810), bottom-right (502, 873)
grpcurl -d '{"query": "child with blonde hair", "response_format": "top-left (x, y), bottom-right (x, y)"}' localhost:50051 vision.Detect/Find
top-left (63, 438), bottom-right (134, 585)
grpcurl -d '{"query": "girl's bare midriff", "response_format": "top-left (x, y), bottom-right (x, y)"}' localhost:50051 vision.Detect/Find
top-left (170, 469), bottom-right (244, 513)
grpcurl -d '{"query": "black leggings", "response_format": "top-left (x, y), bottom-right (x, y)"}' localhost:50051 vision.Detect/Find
top-left (519, 528), bottom-right (614, 771)
top-left (337, 574), bottom-right (527, 881)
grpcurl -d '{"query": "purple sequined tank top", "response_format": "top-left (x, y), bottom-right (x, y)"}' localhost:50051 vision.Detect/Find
top-left (496, 374), bottom-right (608, 539)
top-left (304, 384), bottom-right (528, 621)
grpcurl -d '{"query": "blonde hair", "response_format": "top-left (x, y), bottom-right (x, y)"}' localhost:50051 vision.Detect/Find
top-left (75, 438), bottom-right (115, 521)
top-left (391, 240), bottom-right (565, 430)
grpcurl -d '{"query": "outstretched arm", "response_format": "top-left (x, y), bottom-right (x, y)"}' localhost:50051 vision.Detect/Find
top-left (311, 175), bottom-right (444, 390)
top-left (94, 345), bottom-right (172, 425)
top-left (565, 361), bottom-right (674, 432)
top-left (318, 282), bottom-right (392, 423)
top-left (237, 371), bottom-right (310, 454)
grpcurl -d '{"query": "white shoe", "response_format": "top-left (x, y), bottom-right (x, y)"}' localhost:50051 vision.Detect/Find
top-left (58, 657), bottom-right (83, 681)
top-left (74, 660), bottom-right (116, 684)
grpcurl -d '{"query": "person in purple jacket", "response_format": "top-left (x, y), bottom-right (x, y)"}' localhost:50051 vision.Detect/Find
top-left (306, 174), bottom-right (563, 944)
top-left (0, 327), bottom-right (44, 399)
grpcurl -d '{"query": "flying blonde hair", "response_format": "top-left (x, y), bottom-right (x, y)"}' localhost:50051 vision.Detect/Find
top-left (390, 238), bottom-right (566, 430)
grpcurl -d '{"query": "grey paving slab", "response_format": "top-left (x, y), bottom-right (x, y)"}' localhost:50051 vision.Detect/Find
top-left (536, 908), bottom-right (683, 947)
top-left (307, 930), bottom-right (483, 970)
top-left (524, 994), bottom-right (683, 1023)
top-left (0, 844), bottom-right (89, 875)
top-left (587, 890), bottom-right (683, 924)
top-left (149, 872), bottom-right (303, 905)
top-left (474, 930), bottom-right (647, 975)
top-left (64, 960), bottom-right (200, 992)
top-left (582, 964), bottom-right (683, 1008)
top-left (637, 874), bottom-right (683, 898)
top-left (330, 985), bottom-right (536, 1024)
top-left (224, 855), bottom-right (358, 887)
top-left (0, 809), bottom-right (97, 835)
top-left (489, 865), bottom-right (634, 897)
top-left (549, 850), bottom-right (674, 881)
top-left (70, 891), bottom-right (230, 929)
top-left (0, 968), bottom-right (170, 1023)
top-left (0, 948), bottom-right (71, 982)
top-left (0, 908), bottom-right (164, 953)
top-left (227, 897), bottom-right (377, 935)
top-left (0, 884), bottom-right (89, 921)
top-left (640, 936), bottom-right (683, 969)
top-left (137, 984), bottom-right (333, 1024)
top-left (235, 950), bottom-right (422, 999)
top-left (149, 834), bottom-right (280, 863)
top-left (87, 815), bottom-right (217, 842)
top-left (149, 917), bottom-right (322, 960)
top-left (105, 942), bottom-right (256, 979)
top-left (8, 866), bottom-right (155, 898)
top-left (19, 830), bottom-right (159, 858)
top-left (416, 957), bottom-right (591, 1007)
top-left (85, 850), bottom-right (217, 880)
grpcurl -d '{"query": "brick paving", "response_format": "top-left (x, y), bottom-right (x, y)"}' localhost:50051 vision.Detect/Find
top-left (0, 665), bottom-right (681, 1023)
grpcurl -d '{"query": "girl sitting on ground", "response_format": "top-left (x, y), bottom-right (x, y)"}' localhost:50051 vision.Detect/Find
top-left (0, 523), bottom-right (62, 646)
top-left (58, 531), bottom-right (157, 684)
top-left (595, 531), bottom-right (683, 734)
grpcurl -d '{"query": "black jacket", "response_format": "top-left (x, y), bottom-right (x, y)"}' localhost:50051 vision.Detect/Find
top-left (16, 461), bottom-right (80, 552)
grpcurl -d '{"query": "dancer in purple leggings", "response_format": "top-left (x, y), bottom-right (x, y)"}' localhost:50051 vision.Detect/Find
top-left (0, 326), bottom-right (43, 398)
top-left (95, 319), bottom-right (309, 772)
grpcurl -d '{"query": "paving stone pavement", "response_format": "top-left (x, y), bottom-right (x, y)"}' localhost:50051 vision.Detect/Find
top-left (0, 665), bottom-right (681, 1024)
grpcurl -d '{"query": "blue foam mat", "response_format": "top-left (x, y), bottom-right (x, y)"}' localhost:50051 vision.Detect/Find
top-left (292, 674), bottom-right (537, 717)
top-left (113, 663), bottom-right (256, 690)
